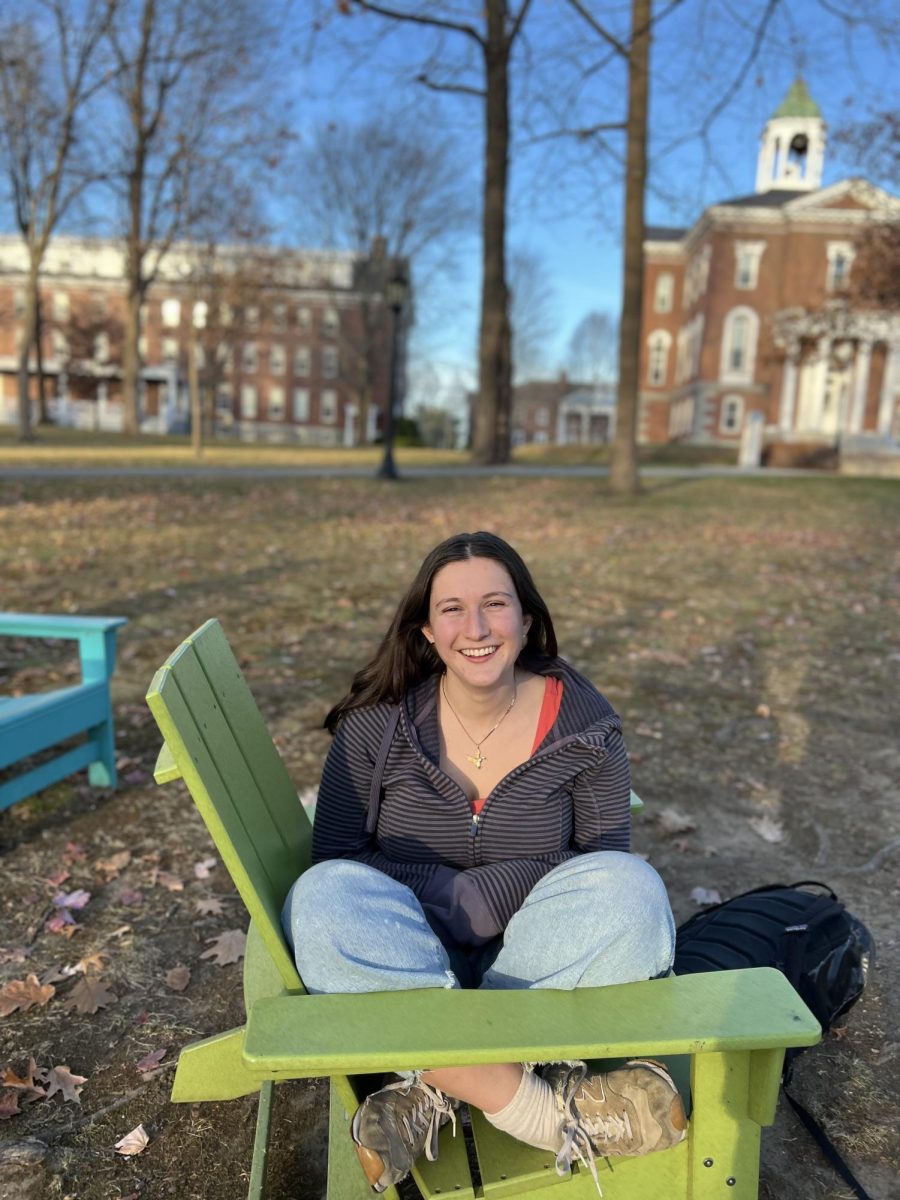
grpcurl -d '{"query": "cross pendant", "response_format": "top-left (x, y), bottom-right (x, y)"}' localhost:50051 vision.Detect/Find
top-left (467, 750), bottom-right (486, 769)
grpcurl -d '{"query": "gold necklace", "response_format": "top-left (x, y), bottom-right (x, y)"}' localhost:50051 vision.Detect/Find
top-left (440, 674), bottom-right (518, 770)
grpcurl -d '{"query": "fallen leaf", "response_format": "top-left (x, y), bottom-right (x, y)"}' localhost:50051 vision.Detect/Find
top-left (40, 965), bottom-right (70, 985)
top-left (135, 1048), bottom-right (167, 1072)
top-left (115, 1123), bottom-right (149, 1156)
top-left (194, 896), bottom-right (225, 916)
top-left (45, 911), bottom-right (79, 935)
top-left (164, 965), bottom-right (191, 991)
top-left (200, 929), bottom-right (247, 967)
top-left (62, 842), bottom-right (87, 864)
top-left (74, 950), bottom-right (110, 975)
top-left (63, 976), bottom-right (116, 1015)
top-left (0, 947), bottom-right (28, 965)
top-left (53, 889), bottom-right (91, 910)
top-left (46, 869), bottom-right (70, 887)
top-left (1, 1058), bottom-right (46, 1106)
top-left (690, 886), bottom-right (723, 906)
top-left (829, 1025), bottom-right (849, 1041)
top-left (659, 608), bottom-right (678, 620)
top-left (749, 814), bottom-right (785, 843)
top-left (117, 889), bottom-right (144, 907)
top-left (95, 850), bottom-right (131, 879)
top-left (41, 1065), bottom-right (87, 1104)
top-left (193, 857), bottom-right (217, 880)
top-left (123, 769), bottom-right (150, 786)
top-left (0, 1089), bottom-right (22, 1120)
top-left (150, 869), bottom-right (183, 892)
top-left (657, 807), bottom-right (697, 837)
top-left (109, 924), bottom-right (132, 939)
top-left (755, 703), bottom-right (771, 718)
top-left (634, 724), bottom-right (664, 740)
top-left (0, 975), bottom-right (56, 1018)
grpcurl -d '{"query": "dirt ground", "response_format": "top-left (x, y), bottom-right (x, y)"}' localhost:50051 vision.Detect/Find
top-left (1, 473), bottom-right (898, 1200)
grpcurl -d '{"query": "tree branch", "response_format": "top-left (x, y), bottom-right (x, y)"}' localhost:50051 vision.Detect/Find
top-left (350, 1), bottom-right (485, 47)
top-left (416, 73), bottom-right (485, 99)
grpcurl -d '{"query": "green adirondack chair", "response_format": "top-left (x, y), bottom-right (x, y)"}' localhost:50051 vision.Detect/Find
top-left (147, 619), bottom-right (820, 1200)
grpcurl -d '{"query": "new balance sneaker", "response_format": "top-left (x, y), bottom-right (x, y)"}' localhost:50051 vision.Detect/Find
top-left (544, 1058), bottom-right (687, 1161)
top-left (351, 1076), bottom-right (457, 1193)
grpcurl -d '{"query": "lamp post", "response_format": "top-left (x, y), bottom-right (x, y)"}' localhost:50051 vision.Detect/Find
top-left (377, 263), bottom-right (408, 481)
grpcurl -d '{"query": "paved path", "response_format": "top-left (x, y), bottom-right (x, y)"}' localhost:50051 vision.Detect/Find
top-left (0, 464), bottom-right (826, 480)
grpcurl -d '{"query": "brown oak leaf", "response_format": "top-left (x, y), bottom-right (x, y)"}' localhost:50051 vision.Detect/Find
top-left (95, 850), bottom-right (131, 879)
top-left (2, 1058), bottom-right (46, 1106)
top-left (0, 975), bottom-right (56, 1018)
top-left (63, 976), bottom-right (116, 1015)
top-left (0, 1089), bottom-right (22, 1120)
top-left (164, 965), bottom-right (191, 992)
top-left (194, 896), bottom-right (225, 916)
top-left (114, 1123), bottom-right (149, 1156)
top-left (657, 807), bottom-right (697, 837)
top-left (135, 1048), bottom-right (167, 1072)
top-left (74, 950), bottom-right (110, 975)
top-left (200, 929), bottom-right (247, 967)
top-left (150, 869), bottom-right (183, 892)
top-left (41, 1065), bottom-right (87, 1104)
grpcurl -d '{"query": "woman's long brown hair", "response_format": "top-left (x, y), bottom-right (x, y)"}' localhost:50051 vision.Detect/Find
top-left (324, 531), bottom-right (558, 732)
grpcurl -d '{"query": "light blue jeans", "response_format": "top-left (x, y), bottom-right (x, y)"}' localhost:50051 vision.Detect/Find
top-left (281, 851), bottom-right (675, 995)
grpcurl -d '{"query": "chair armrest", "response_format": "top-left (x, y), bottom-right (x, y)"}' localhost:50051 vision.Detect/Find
top-left (242, 967), bottom-right (820, 1078)
top-left (154, 742), bottom-right (182, 784)
top-left (0, 613), bottom-right (128, 687)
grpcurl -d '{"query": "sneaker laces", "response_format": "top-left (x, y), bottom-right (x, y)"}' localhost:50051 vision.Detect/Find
top-left (380, 1076), bottom-right (457, 1162)
top-left (553, 1062), bottom-right (604, 1198)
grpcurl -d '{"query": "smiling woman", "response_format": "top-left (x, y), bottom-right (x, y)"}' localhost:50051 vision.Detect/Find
top-left (280, 531), bottom-right (685, 1194)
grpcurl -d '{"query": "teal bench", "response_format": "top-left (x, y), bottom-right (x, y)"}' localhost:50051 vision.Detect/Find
top-left (0, 613), bottom-right (128, 810)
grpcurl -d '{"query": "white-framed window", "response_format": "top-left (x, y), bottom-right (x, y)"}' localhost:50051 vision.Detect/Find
top-left (321, 307), bottom-right (339, 336)
top-left (272, 301), bottom-right (287, 329)
top-left (245, 305), bottom-right (260, 329)
top-left (218, 342), bottom-right (233, 372)
top-left (720, 394), bottom-right (744, 435)
top-left (683, 244), bottom-right (711, 307)
top-left (13, 289), bottom-right (25, 316)
top-left (322, 346), bottom-right (338, 379)
top-left (293, 346), bottom-right (310, 377)
top-left (646, 329), bottom-right (672, 386)
top-left (293, 387), bottom-right (310, 422)
top-left (320, 388), bottom-right (337, 423)
top-left (669, 396), bottom-right (694, 439)
top-left (52, 291), bottom-right (70, 323)
top-left (138, 334), bottom-right (148, 358)
top-left (161, 298), bottom-right (181, 328)
top-left (826, 241), bottom-right (855, 292)
top-left (734, 242), bottom-right (766, 290)
top-left (270, 344), bottom-right (286, 375)
top-left (534, 430), bottom-right (549, 444)
top-left (216, 383), bottom-right (233, 412)
top-left (194, 342), bottom-right (206, 370)
top-left (268, 385), bottom-right (285, 420)
top-left (162, 336), bottom-right (178, 361)
top-left (720, 306), bottom-right (759, 383)
top-left (654, 272), bottom-right (674, 313)
top-left (242, 343), bottom-right (257, 373)
top-left (535, 405), bottom-right (549, 427)
top-left (220, 302), bottom-right (233, 326)
top-left (296, 306), bottom-right (311, 330)
top-left (52, 330), bottom-right (68, 360)
top-left (240, 383), bottom-right (258, 418)
top-left (192, 301), bottom-right (208, 329)
top-left (92, 331), bottom-right (109, 362)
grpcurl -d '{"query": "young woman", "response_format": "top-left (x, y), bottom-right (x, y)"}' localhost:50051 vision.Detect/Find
top-left (282, 532), bottom-right (685, 1193)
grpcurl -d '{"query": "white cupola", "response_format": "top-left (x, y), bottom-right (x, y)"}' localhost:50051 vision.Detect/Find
top-left (755, 78), bottom-right (826, 193)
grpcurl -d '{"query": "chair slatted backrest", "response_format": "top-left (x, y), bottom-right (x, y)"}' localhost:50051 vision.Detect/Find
top-left (147, 620), bottom-right (310, 992)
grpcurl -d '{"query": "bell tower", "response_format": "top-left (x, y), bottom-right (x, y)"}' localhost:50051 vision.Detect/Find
top-left (755, 78), bottom-right (826, 193)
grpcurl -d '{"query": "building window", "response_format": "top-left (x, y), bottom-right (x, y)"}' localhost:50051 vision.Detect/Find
top-left (194, 343), bottom-right (206, 370)
top-left (320, 388), bottom-right (337, 423)
top-left (272, 301), bottom-right (287, 330)
top-left (268, 385), bottom-right (285, 420)
top-left (242, 343), bottom-right (257, 373)
top-left (161, 298), bottom-right (181, 328)
top-left (654, 272), bottom-right (674, 313)
top-left (535, 405), bottom-right (549, 427)
top-left (138, 334), bottom-right (148, 358)
top-left (52, 330), bottom-right (68, 360)
top-left (293, 346), bottom-right (310, 377)
top-left (245, 305), bottom-right (260, 330)
top-left (162, 337), bottom-right (178, 361)
top-left (734, 241), bottom-right (766, 290)
top-left (826, 242), bottom-right (855, 292)
top-left (720, 394), bottom-right (744, 434)
top-left (270, 344), bottom-right (286, 376)
top-left (296, 306), bottom-right (311, 330)
top-left (293, 388), bottom-right (310, 422)
top-left (13, 289), bottom-right (25, 316)
top-left (321, 307), bottom-right (339, 336)
top-left (192, 301), bottom-right (208, 329)
top-left (217, 383), bottom-right (233, 412)
top-left (646, 330), bottom-right (672, 386)
top-left (322, 346), bottom-right (338, 379)
top-left (240, 384), bottom-right (258, 418)
top-left (220, 302), bottom-right (233, 326)
top-left (720, 307), bottom-right (759, 383)
top-left (52, 291), bottom-right (70, 323)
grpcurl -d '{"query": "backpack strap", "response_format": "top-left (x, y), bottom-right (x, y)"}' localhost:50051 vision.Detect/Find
top-left (783, 1087), bottom-right (873, 1200)
top-left (365, 704), bottom-right (401, 834)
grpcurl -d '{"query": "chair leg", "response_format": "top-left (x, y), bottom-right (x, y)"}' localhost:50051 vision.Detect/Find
top-left (688, 1051), bottom-right (761, 1198)
top-left (87, 715), bottom-right (116, 788)
top-left (328, 1080), bottom-right (401, 1200)
top-left (247, 1080), bottom-right (275, 1200)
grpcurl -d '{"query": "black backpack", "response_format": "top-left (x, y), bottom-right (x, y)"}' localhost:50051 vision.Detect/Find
top-left (674, 881), bottom-right (875, 1200)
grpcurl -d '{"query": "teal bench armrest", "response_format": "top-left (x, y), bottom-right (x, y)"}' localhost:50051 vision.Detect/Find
top-left (0, 613), bottom-right (128, 684)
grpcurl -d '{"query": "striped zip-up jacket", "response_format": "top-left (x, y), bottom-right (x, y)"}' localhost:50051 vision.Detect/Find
top-left (312, 658), bottom-right (631, 949)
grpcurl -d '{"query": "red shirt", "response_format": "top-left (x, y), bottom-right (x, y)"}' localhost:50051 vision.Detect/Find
top-left (471, 677), bottom-right (563, 815)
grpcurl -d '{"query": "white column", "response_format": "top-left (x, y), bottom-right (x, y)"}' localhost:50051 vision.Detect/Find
top-left (556, 406), bottom-right (567, 445)
top-left (581, 408), bottom-right (590, 444)
top-left (877, 344), bottom-right (899, 436)
top-left (778, 354), bottom-right (798, 432)
top-left (343, 403), bottom-right (357, 448)
top-left (810, 337), bottom-right (830, 432)
top-left (849, 341), bottom-right (872, 433)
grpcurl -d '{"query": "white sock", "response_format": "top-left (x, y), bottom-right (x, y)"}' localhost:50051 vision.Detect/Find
top-left (484, 1068), bottom-right (561, 1152)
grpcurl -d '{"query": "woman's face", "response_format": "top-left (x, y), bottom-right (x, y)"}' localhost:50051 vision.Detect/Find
top-left (422, 556), bottom-right (531, 691)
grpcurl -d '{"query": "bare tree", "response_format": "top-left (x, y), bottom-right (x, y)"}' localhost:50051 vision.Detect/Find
top-left (297, 114), bottom-right (472, 443)
top-left (345, 1), bottom-right (533, 464)
top-left (508, 247), bottom-right (557, 381)
top-left (0, 0), bottom-right (114, 441)
top-left (567, 310), bottom-right (618, 385)
top-left (103, 0), bottom-right (283, 435)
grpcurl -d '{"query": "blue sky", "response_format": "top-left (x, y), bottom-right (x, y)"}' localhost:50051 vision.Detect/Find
top-left (283, 1), bottom-right (898, 400)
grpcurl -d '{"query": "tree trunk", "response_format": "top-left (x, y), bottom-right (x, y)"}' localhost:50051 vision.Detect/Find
top-left (16, 266), bottom-right (40, 442)
top-left (189, 336), bottom-right (203, 457)
top-left (35, 292), bottom-right (48, 424)
top-left (609, 0), bottom-right (650, 496)
top-left (472, 0), bottom-right (512, 465)
top-left (122, 278), bottom-right (142, 436)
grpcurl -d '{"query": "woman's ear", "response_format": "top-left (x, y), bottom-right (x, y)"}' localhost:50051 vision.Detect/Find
top-left (422, 624), bottom-right (434, 645)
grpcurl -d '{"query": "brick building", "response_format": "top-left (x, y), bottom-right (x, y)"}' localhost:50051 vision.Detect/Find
top-left (510, 376), bottom-right (616, 447)
top-left (639, 80), bottom-right (900, 449)
top-left (0, 236), bottom-right (405, 444)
